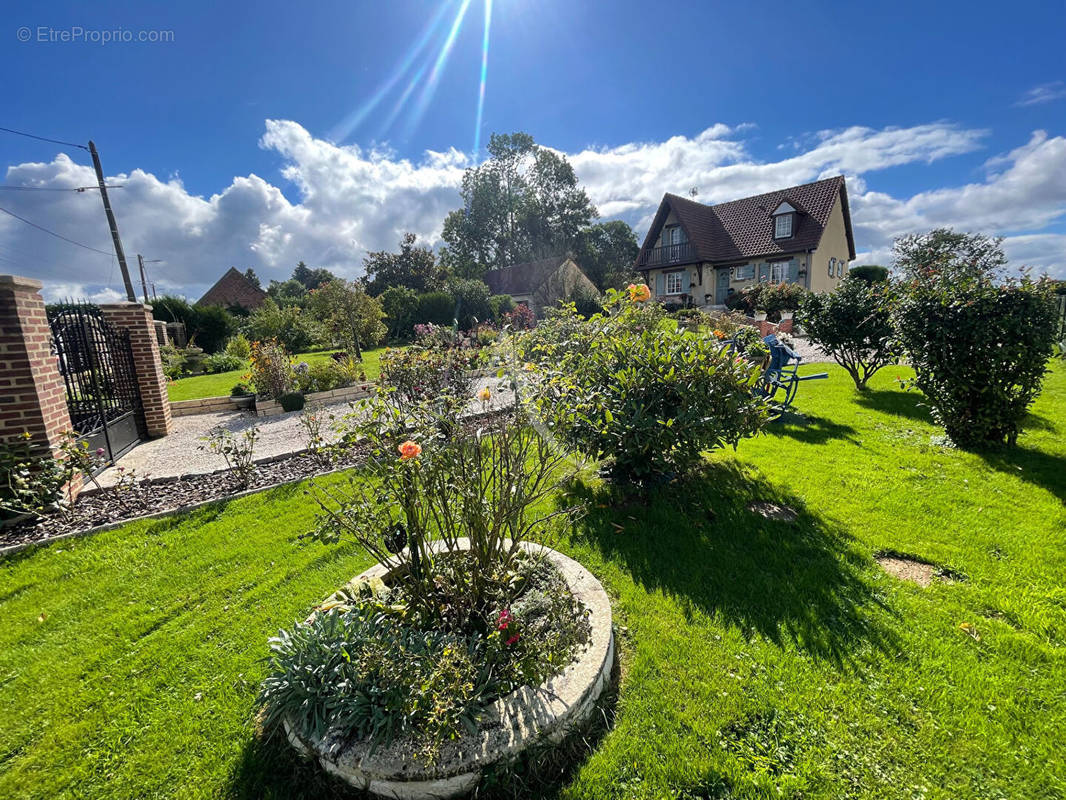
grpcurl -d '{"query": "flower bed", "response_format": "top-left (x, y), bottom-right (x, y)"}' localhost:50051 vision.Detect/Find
top-left (282, 539), bottom-right (615, 800)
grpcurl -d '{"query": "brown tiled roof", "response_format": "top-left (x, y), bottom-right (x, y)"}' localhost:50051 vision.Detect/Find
top-left (485, 256), bottom-right (573, 296)
top-left (196, 267), bottom-right (268, 309)
top-left (636, 176), bottom-right (856, 269)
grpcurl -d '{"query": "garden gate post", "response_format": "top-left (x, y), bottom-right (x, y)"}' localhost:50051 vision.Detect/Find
top-left (0, 274), bottom-right (77, 465)
top-left (98, 302), bottom-right (173, 437)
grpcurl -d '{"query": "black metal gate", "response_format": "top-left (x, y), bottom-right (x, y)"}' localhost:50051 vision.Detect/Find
top-left (48, 303), bottom-right (144, 464)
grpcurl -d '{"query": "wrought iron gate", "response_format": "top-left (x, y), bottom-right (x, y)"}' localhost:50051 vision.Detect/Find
top-left (48, 303), bottom-right (144, 464)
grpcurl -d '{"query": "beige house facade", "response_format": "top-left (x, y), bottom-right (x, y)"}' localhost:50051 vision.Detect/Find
top-left (635, 176), bottom-right (856, 308)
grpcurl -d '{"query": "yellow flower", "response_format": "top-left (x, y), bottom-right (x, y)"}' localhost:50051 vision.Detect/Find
top-left (523, 362), bottom-right (536, 372)
top-left (478, 387), bottom-right (492, 402)
top-left (398, 441), bottom-right (422, 460)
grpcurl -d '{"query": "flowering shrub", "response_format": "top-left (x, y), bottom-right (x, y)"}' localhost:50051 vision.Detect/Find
top-left (893, 266), bottom-right (1056, 447)
top-left (199, 425), bottom-right (260, 486)
top-left (523, 288), bottom-right (770, 486)
top-left (378, 346), bottom-right (473, 410)
top-left (799, 277), bottom-right (897, 389)
top-left (248, 340), bottom-right (293, 399)
top-left (412, 321), bottom-right (460, 349)
top-left (293, 359), bottom-right (357, 394)
top-left (502, 303), bottom-right (535, 330)
top-left (224, 333), bottom-right (252, 360)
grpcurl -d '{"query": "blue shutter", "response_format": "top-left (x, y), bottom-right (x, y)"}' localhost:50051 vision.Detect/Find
top-left (681, 271), bottom-right (690, 294)
top-left (655, 273), bottom-right (664, 296)
top-left (758, 263), bottom-right (770, 283)
top-left (787, 258), bottom-right (799, 283)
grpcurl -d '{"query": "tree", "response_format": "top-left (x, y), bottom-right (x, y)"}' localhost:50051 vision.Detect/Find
top-left (307, 280), bottom-right (386, 359)
top-left (363, 233), bottom-right (442, 296)
top-left (440, 132), bottom-right (597, 277)
top-left (267, 278), bottom-right (308, 308)
top-left (799, 277), bottom-right (896, 389)
top-left (380, 286), bottom-right (419, 340)
top-left (572, 220), bottom-right (640, 290)
top-left (893, 229), bottom-right (1007, 282)
top-left (245, 298), bottom-right (325, 353)
top-left (444, 277), bottom-right (491, 330)
top-left (243, 268), bottom-right (262, 289)
top-left (292, 261), bottom-right (337, 291)
top-left (847, 265), bottom-right (890, 284)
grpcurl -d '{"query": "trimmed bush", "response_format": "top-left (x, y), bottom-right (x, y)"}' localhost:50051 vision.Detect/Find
top-left (415, 291), bottom-right (456, 327)
top-left (488, 293), bottom-right (516, 322)
top-left (799, 277), bottom-right (896, 389)
top-left (278, 392), bottom-right (306, 412)
top-left (201, 352), bottom-right (245, 374)
top-left (848, 265), bottom-right (890, 284)
top-left (894, 270), bottom-right (1056, 447)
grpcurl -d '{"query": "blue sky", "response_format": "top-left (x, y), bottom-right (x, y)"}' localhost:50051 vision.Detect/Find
top-left (2, 0), bottom-right (1064, 299)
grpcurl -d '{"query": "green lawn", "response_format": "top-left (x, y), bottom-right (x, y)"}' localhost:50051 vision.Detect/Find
top-left (2, 363), bottom-right (1064, 798)
top-left (166, 347), bottom-right (392, 402)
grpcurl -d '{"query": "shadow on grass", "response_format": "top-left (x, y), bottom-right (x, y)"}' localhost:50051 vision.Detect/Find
top-left (763, 412), bottom-right (860, 445)
top-left (978, 444), bottom-right (1066, 504)
top-left (854, 389), bottom-right (932, 423)
top-left (569, 463), bottom-right (898, 666)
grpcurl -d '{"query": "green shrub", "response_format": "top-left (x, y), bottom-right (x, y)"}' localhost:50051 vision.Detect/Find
top-left (524, 290), bottom-right (770, 485)
top-left (799, 277), bottom-right (896, 389)
top-left (225, 333), bottom-right (252, 360)
top-left (444, 278), bottom-right (491, 330)
top-left (248, 340), bottom-right (293, 399)
top-left (488, 293), bottom-right (516, 322)
top-left (190, 305), bottom-right (235, 354)
top-left (380, 285), bottom-right (420, 340)
top-left (893, 269), bottom-right (1056, 447)
top-left (848, 264), bottom-right (890, 284)
top-left (1, 434), bottom-right (66, 518)
top-left (245, 299), bottom-right (327, 353)
top-left (278, 392), bottom-right (306, 412)
top-left (378, 346), bottom-right (473, 407)
top-left (201, 352), bottom-right (245, 374)
top-left (159, 345), bottom-right (189, 380)
top-left (415, 291), bottom-right (456, 327)
top-left (294, 360), bottom-right (356, 394)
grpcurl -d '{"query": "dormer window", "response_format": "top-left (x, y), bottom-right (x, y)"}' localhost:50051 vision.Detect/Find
top-left (771, 201), bottom-right (796, 239)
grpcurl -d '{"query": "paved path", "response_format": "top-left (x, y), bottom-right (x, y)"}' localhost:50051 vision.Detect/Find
top-left (97, 378), bottom-right (512, 486)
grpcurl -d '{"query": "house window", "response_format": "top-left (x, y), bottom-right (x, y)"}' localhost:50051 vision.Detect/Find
top-left (734, 264), bottom-right (754, 280)
top-left (774, 214), bottom-right (793, 239)
top-left (665, 271), bottom-right (684, 295)
top-left (770, 262), bottom-right (789, 284)
top-left (828, 257), bottom-right (836, 277)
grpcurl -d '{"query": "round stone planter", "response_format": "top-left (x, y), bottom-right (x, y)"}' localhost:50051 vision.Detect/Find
top-left (283, 540), bottom-right (615, 800)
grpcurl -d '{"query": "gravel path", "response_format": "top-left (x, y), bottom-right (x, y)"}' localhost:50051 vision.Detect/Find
top-left (786, 335), bottom-right (832, 364)
top-left (97, 378), bottom-right (512, 486)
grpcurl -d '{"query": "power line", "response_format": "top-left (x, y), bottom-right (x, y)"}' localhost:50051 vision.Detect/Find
top-left (0, 205), bottom-right (114, 257)
top-left (0, 126), bottom-right (89, 151)
top-left (0, 185), bottom-right (124, 192)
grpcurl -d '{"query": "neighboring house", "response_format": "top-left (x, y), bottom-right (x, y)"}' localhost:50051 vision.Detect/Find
top-left (484, 256), bottom-right (598, 317)
top-left (635, 176), bottom-right (856, 307)
top-left (196, 267), bottom-right (268, 310)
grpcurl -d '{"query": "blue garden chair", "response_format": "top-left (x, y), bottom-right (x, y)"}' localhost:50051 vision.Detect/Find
top-left (757, 334), bottom-right (827, 413)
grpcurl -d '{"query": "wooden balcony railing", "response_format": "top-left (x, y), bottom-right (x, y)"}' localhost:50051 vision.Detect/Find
top-left (638, 241), bottom-right (696, 267)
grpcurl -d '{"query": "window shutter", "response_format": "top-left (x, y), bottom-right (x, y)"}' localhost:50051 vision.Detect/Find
top-left (758, 263), bottom-right (770, 283)
top-left (655, 273), bottom-right (664, 296)
top-left (828, 258), bottom-right (835, 277)
top-left (681, 272), bottom-right (690, 294)
top-left (787, 259), bottom-right (799, 283)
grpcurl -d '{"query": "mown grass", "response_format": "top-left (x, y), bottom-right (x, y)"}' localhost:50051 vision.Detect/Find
top-left (166, 347), bottom-right (392, 402)
top-left (2, 362), bottom-right (1064, 799)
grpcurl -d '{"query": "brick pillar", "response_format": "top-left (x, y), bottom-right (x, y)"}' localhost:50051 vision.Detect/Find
top-left (99, 302), bottom-right (173, 438)
top-left (778, 318), bottom-right (794, 335)
top-left (0, 276), bottom-right (74, 455)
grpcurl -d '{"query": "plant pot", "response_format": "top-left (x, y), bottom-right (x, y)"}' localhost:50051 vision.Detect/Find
top-left (754, 311), bottom-right (768, 322)
top-left (230, 394), bottom-right (255, 411)
top-left (284, 540), bottom-right (614, 799)
top-left (780, 311), bottom-right (794, 321)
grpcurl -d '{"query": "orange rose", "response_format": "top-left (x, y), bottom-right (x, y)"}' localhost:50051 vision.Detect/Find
top-left (477, 387), bottom-right (492, 402)
top-left (628, 283), bottom-right (651, 302)
top-left (398, 441), bottom-right (422, 460)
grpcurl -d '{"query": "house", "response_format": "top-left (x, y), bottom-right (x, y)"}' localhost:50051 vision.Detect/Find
top-left (484, 256), bottom-right (598, 316)
top-left (635, 176), bottom-right (856, 307)
top-left (196, 267), bottom-right (268, 310)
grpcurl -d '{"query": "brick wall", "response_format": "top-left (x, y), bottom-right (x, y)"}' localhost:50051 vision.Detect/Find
top-left (99, 303), bottom-right (173, 438)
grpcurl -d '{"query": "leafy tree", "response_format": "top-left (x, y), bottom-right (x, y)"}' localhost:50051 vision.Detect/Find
top-left (893, 235), bottom-right (1056, 448)
top-left (847, 265), bottom-right (890, 284)
top-left (292, 261), bottom-right (337, 291)
top-left (416, 292), bottom-right (456, 327)
top-left (245, 298), bottom-right (325, 353)
top-left (243, 268), bottom-right (262, 289)
top-left (267, 278), bottom-right (308, 308)
top-left (151, 295), bottom-right (195, 326)
top-left (192, 305), bottom-right (235, 354)
top-left (444, 278), bottom-right (491, 330)
top-left (307, 280), bottom-right (386, 359)
top-left (799, 277), bottom-right (896, 389)
top-left (380, 285), bottom-right (420, 340)
top-left (573, 221), bottom-right (640, 290)
top-left (440, 132), bottom-right (597, 277)
top-left (487, 293), bottom-right (515, 323)
top-left (363, 233), bottom-right (442, 296)
top-left (893, 229), bottom-right (1007, 282)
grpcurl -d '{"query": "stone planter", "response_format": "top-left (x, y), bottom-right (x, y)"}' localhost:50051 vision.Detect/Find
top-left (754, 311), bottom-right (768, 322)
top-left (284, 540), bottom-right (615, 799)
top-left (230, 394), bottom-right (255, 411)
top-left (779, 311), bottom-right (794, 321)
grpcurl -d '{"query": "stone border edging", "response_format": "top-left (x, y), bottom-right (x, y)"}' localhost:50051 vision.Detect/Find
top-left (283, 539), bottom-right (615, 799)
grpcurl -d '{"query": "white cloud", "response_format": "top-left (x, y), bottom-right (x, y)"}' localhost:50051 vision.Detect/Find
top-left (1015, 81), bottom-right (1066, 107)
top-left (1, 118), bottom-right (1063, 302)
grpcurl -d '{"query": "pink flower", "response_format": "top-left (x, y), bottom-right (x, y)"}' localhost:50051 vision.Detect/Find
top-left (496, 609), bottom-right (513, 630)
top-left (506, 633), bottom-right (520, 645)
top-left (95, 448), bottom-right (106, 457)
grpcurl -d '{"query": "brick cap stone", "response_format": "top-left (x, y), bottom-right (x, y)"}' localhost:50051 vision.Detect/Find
top-left (98, 301), bottom-right (151, 311)
top-left (0, 274), bottom-right (44, 291)
top-left (285, 539), bottom-right (615, 799)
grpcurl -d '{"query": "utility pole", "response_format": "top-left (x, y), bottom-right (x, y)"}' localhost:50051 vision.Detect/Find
top-left (137, 254), bottom-right (162, 304)
top-left (88, 140), bottom-right (136, 302)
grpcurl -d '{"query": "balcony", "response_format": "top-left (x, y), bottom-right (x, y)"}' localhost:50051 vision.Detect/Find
top-left (638, 241), bottom-right (696, 268)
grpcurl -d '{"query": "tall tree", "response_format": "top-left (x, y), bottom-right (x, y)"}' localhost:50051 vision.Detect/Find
top-left (292, 261), bottom-right (337, 290)
top-left (363, 233), bottom-right (442, 296)
top-left (573, 221), bottom-right (640, 290)
top-left (243, 268), bottom-right (261, 288)
top-left (440, 132), bottom-right (597, 277)
top-left (893, 229), bottom-right (1008, 282)
top-left (307, 280), bottom-right (386, 359)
